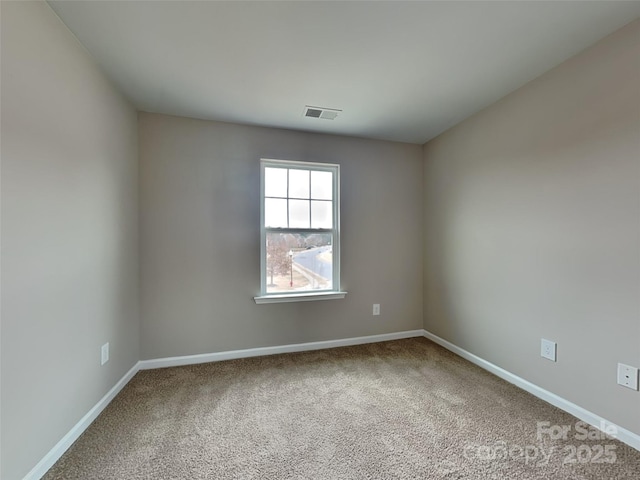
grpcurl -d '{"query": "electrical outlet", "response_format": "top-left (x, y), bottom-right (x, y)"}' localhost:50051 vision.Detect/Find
top-left (617, 363), bottom-right (639, 390)
top-left (101, 342), bottom-right (109, 366)
top-left (373, 304), bottom-right (380, 316)
top-left (541, 339), bottom-right (556, 362)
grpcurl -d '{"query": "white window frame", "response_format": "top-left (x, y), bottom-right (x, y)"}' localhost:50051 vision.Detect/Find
top-left (254, 158), bottom-right (346, 304)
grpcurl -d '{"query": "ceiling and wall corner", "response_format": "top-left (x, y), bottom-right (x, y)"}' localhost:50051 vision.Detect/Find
top-left (1, 2), bottom-right (139, 479)
top-left (47, 1), bottom-right (640, 144)
top-left (422, 18), bottom-right (640, 436)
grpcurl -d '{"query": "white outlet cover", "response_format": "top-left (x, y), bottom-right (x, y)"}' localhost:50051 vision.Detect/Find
top-left (541, 339), bottom-right (556, 362)
top-left (101, 343), bottom-right (109, 366)
top-left (617, 363), bottom-right (639, 390)
top-left (373, 304), bottom-right (380, 316)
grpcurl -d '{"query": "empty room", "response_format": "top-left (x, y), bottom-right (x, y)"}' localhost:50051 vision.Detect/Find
top-left (1, 1), bottom-right (639, 479)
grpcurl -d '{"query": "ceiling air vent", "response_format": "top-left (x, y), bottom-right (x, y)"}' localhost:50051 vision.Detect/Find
top-left (303, 106), bottom-right (341, 120)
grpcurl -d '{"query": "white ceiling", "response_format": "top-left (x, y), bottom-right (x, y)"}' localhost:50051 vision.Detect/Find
top-left (48, 1), bottom-right (640, 144)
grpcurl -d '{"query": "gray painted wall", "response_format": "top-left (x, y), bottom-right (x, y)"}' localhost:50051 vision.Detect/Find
top-left (139, 113), bottom-right (424, 360)
top-left (0, 2), bottom-right (139, 479)
top-left (423, 20), bottom-right (640, 435)
top-left (2, 2), bottom-right (638, 478)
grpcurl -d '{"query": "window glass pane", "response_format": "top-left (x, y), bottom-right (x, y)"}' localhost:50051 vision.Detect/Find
top-left (311, 171), bottom-right (332, 200)
top-left (289, 199), bottom-right (310, 228)
top-left (311, 201), bottom-right (332, 228)
top-left (266, 232), bottom-right (333, 293)
top-left (265, 167), bottom-right (288, 197)
top-left (265, 198), bottom-right (287, 227)
top-left (288, 169), bottom-right (309, 199)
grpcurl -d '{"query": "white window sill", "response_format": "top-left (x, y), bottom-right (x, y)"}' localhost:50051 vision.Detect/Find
top-left (254, 291), bottom-right (347, 304)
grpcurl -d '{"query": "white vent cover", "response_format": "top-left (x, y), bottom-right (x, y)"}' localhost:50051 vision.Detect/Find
top-left (303, 106), bottom-right (341, 120)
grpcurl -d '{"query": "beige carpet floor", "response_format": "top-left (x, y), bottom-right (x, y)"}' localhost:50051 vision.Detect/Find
top-left (43, 338), bottom-right (640, 479)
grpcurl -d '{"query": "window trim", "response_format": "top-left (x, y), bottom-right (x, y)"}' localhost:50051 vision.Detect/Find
top-left (254, 158), bottom-right (346, 303)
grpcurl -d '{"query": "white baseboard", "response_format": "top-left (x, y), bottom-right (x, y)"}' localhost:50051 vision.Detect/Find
top-left (422, 329), bottom-right (640, 452)
top-left (26, 330), bottom-right (423, 479)
top-left (26, 328), bottom-right (638, 480)
top-left (23, 363), bottom-right (140, 480)
top-left (139, 330), bottom-right (425, 370)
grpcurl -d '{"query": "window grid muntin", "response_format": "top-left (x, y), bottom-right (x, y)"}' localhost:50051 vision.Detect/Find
top-left (264, 166), bottom-right (335, 230)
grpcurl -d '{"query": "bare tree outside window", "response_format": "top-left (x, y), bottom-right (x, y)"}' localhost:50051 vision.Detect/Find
top-left (266, 232), bottom-right (332, 292)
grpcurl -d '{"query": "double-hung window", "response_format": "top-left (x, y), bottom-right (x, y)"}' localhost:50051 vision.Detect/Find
top-left (255, 159), bottom-right (345, 303)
